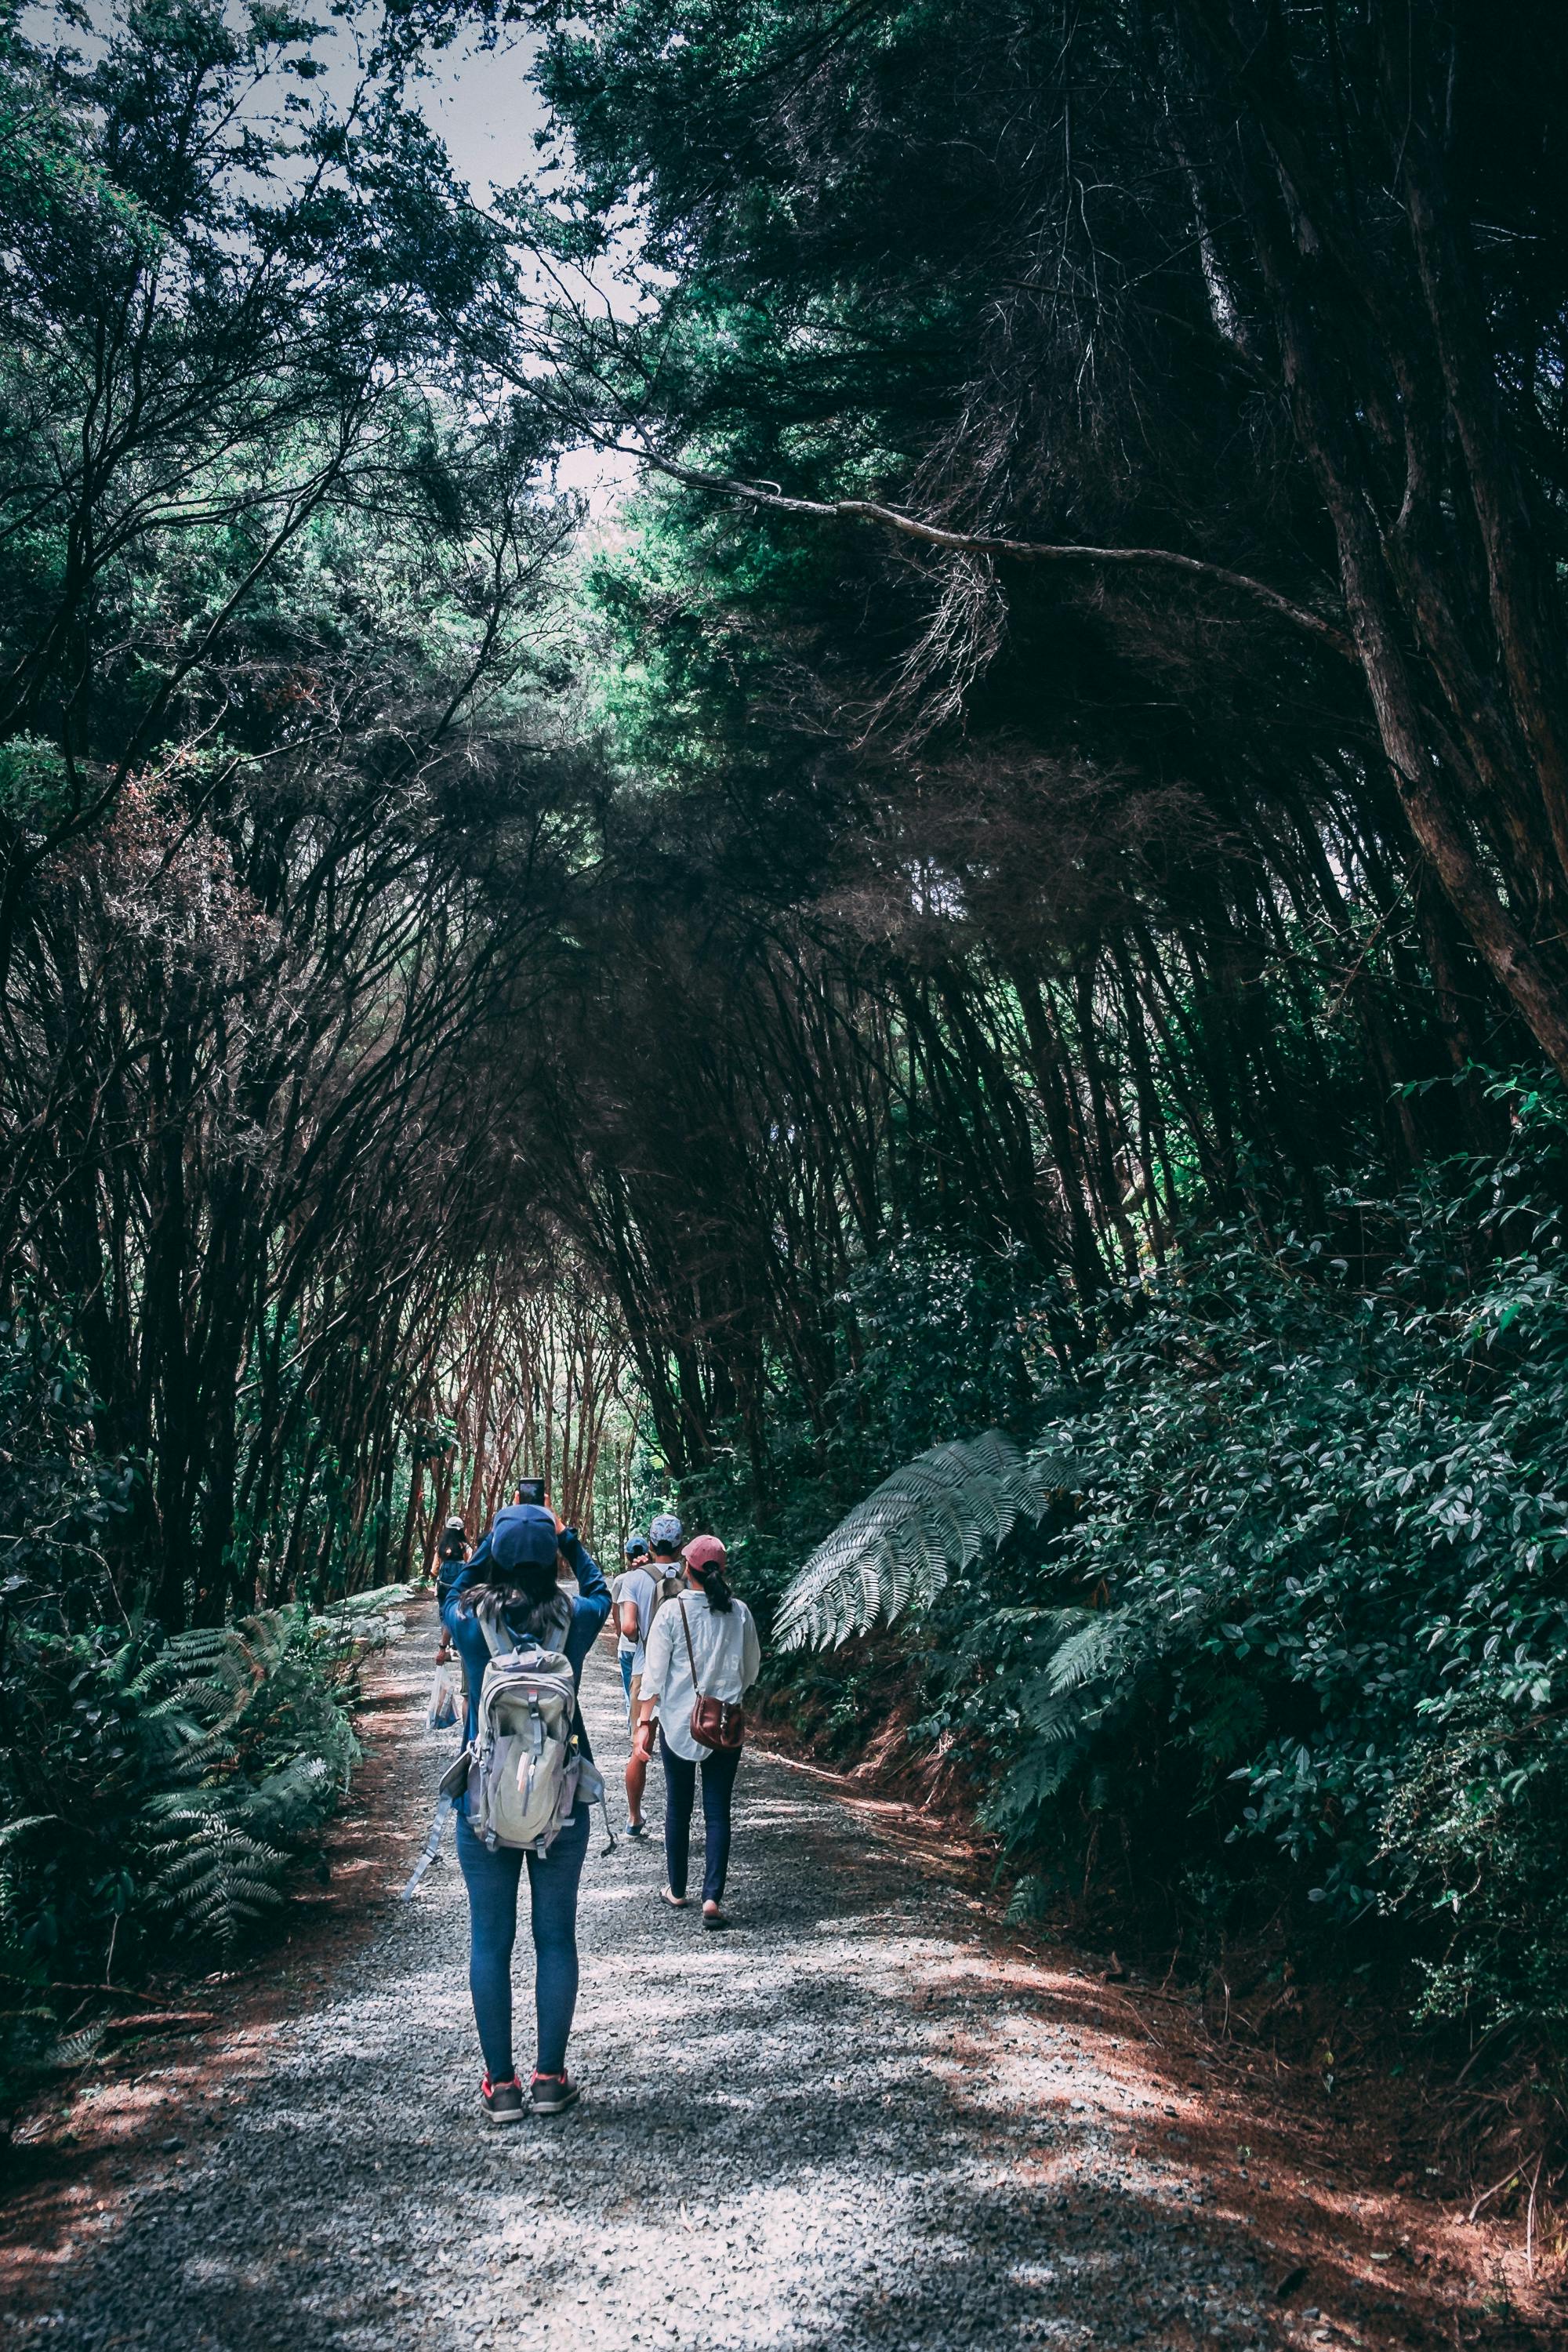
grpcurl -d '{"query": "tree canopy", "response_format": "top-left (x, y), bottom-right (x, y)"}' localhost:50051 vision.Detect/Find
top-left (7, 0), bottom-right (1568, 2155)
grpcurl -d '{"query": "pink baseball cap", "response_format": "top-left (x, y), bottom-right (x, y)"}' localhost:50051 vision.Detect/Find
top-left (682, 1534), bottom-right (728, 1575)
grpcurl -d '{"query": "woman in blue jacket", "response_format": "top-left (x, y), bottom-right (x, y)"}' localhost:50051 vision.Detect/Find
top-left (439, 1500), bottom-right (611, 2122)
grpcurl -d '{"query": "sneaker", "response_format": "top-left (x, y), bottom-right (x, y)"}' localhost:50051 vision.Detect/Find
top-left (481, 2071), bottom-right (526, 2125)
top-left (624, 1819), bottom-right (648, 1840)
top-left (530, 2071), bottom-right (581, 2116)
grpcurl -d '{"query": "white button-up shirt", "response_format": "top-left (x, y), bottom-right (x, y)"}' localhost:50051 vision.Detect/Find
top-left (640, 1588), bottom-right (762, 1763)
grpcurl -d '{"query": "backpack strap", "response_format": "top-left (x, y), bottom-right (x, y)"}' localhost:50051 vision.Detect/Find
top-left (475, 1597), bottom-right (566, 1661)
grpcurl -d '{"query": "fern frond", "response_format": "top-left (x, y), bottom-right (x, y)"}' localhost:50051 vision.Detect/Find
top-left (989, 1733), bottom-right (1084, 1816)
top-left (0, 2012), bottom-right (107, 2097)
top-left (326, 1582), bottom-right (419, 1616)
top-left (1045, 1609), bottom-right (1136, 1695)
top-left (47, 2020), bottom-right (107, 2071)
top-left (1024, 1436), bottom-right (1086, 1497)
top-left (0, 1813), bottom-right (60, 1849)
top-left (775, 1430), bottom-right (1056, 1650)
top-left (146, 1800), bottom-right (287, 1951)
top-left (241, 1752), bottom-right (339, 1838)
top-left (1015, 1685), bottom-right (1087, 1742)
top-left (234, 1612), bottom-right (289, 1676)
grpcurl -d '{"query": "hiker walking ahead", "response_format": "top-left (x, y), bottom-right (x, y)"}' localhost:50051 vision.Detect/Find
top-left (611, 1534), bottom-right (650, 1718)
top-left (635, 1534), bottom-right (760, 1929)
top-left (431, 1512), bottom-right (468, 1588)
top-left (441, 1499), bottom-right (611, 2122)
top-left (621, 1512), bottom-right (683, 1839)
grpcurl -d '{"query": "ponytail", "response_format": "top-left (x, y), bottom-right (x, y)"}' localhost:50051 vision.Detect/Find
top-left (688, 1559), bottom-right (735, 1614)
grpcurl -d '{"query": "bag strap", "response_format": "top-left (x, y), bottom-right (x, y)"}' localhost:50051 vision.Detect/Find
top-left (678, 1596), bottom-right (706, 1699)
top-left (398, 1791), bottom-right (454, 1900)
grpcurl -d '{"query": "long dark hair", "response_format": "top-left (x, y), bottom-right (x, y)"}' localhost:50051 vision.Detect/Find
top-left (463, 1562), bottom-right (570, 1651)
top-left (687, 1558), bottom-right (735, 1614)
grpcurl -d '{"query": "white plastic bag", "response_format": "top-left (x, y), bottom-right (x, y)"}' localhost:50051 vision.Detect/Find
top-left (425, 1657), bottom-right (461, 1732)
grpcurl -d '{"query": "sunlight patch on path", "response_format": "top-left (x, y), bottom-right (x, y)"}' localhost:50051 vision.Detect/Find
top-left (2, 1638), bottom-right (1276, 2352)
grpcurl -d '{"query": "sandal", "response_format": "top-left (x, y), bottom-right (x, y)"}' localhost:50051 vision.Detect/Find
top-left (702, 1903), bottom-right (731, 1930)
top-left (661, 1888), bottom-right (688, 1908)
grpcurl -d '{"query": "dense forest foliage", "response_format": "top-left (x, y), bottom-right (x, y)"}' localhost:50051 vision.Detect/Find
top-left (6, 0), bottom-right (1568, 2169)
top-left (0, 0), bottom-right (632, 2085)
top-left (491, 0), bottom-right (1568, 2060)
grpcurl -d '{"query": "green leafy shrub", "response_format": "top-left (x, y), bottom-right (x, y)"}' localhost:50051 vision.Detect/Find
top-left (2, 1607), bottom-right (365, 1975)
top-left (0, 1315), bottom-right (412, 2107)
top-left (778, 1079), bottom-right (1568, 2038)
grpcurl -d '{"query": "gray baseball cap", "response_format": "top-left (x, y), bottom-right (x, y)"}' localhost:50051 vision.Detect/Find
top-left (649, 1512), bottom-right (684, 1547)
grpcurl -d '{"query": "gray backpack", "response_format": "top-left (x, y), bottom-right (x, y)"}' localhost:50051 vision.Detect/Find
top-left (643, 1569), bottom-right (683, 1645)
top-left (466, 1613), bottom-right (604, 1854)
top-left (397, 1602), bottom-right (616, 1902)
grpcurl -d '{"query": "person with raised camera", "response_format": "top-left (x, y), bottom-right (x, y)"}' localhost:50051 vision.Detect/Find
top-left (441, 1491), bottom-right (611, 2122)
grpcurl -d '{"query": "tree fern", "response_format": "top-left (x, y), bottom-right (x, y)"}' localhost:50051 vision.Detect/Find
top-left (774, 1429), bottom-right (1072, 1650)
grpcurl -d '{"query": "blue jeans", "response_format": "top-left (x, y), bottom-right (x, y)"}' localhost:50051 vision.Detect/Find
top-left (456, 1802), bottom-right (590, 2081)
top-left (619, 1649), bottom-right (634, 1713)
top-left (659, 1732), bottom-right (742, 1904)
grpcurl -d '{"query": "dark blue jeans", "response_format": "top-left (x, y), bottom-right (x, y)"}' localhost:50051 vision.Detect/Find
top-left (456, 1802), bottom-right (590, 2081)
top-left (659, 1732), bottom-right (742, 1904)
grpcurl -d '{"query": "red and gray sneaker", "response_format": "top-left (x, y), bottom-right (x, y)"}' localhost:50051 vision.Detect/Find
top-left (481, 2070), bottom-right (526, 2125)
top-left (529, 2070), bottom-right (581, 2116)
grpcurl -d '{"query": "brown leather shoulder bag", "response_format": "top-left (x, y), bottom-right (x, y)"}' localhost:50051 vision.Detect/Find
top-left (678, 1598), bottom-right (746, 1751)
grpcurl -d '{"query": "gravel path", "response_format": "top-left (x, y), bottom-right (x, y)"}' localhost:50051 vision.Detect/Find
top-left (6, 1628), bottom-right (1284, 2352)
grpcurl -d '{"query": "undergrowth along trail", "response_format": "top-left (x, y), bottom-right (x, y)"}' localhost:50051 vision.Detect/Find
top-left (2, 1613), bottom-right (1555, 2352)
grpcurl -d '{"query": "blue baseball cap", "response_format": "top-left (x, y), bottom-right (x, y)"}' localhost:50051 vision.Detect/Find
top-left (488, 1504), bottom-right (559, 1573)
top-left (649, 1512), bottom-right (684, 1547)
top-left (624, 1535), bottom-right (650, 1559)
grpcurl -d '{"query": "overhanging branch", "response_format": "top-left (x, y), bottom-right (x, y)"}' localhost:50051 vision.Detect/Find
top-left (586, 427), bottom-right (1356, 662)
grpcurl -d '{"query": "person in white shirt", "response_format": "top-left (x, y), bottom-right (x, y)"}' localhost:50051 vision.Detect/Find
top-left (620, 1512), bottom-right (683, 1838)
top-left (633, 1534), bottom-right (761, 1928)
top-left (610, 1536), bottom-right (649, 1720)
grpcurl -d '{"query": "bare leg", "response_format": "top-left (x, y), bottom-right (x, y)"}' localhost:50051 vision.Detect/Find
top-left (624, 1672), bottom-right (648, 1827)
top-left (625, 1744), bottom-right (649, 1828)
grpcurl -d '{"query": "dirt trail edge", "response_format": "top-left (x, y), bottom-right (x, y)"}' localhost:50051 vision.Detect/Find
top-left (0, 1610), bottom-right (1545, 2352)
